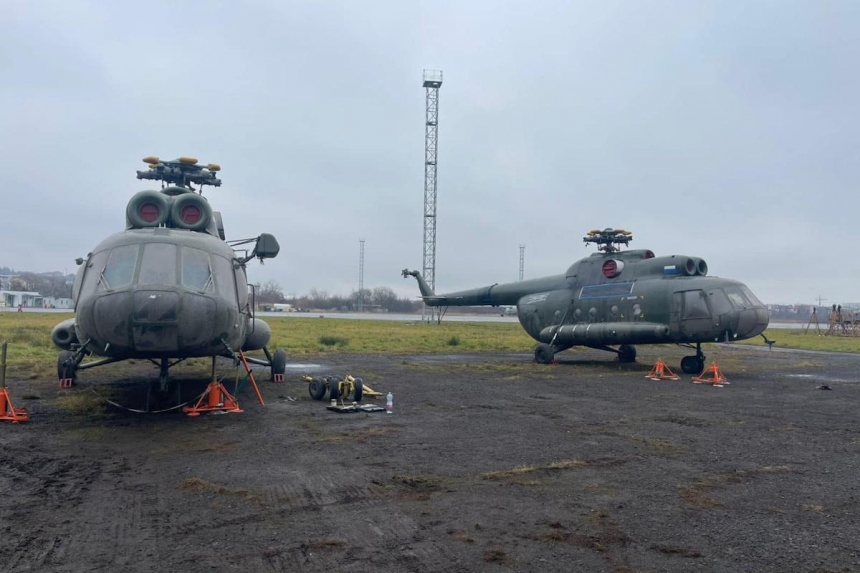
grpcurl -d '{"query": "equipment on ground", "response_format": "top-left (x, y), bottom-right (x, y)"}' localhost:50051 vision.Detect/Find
top-left (645, 359), bottom-right (680, 381)
top-left (302, 374), bottom-right (380, 402)
top-left (692, 362), bottom-right (729, 386)
top-left (403, 228), bottom-right (769, 374)
top-left (52, 158), bottom-right (287, 411)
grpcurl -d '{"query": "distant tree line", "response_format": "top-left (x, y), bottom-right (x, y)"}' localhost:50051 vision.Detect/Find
top-left (255, 281), bottom-right (423, 313)
top-left (5, 271), bottom-right (73, 298)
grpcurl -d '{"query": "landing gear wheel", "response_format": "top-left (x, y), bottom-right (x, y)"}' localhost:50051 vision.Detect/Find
top-left (57, 350), bottom-right (78, 382)
top-left (271, 348), bottom-right (287, 380)
top-left (534, 344), bottom-right (555, 365)
top-left (353, 377), bottom-right (363, 403)
top-left (308, 377), bottom-right (326, 400)
top-left (680, 356), bottom-right (704, 375)
top-left (327, 376), bottom-right (340, 400)
top-left (618, 345), bottom-right (637, 363)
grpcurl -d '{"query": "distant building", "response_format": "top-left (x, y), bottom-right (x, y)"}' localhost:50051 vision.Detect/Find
top-left (43, 296), bottom-right (74, 309)
top-left (0, 290), bottom-right (43, 309)
top-left (0, 275), bottom-right (12, 290)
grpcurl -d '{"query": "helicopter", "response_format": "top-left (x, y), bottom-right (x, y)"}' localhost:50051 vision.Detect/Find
top-left (51, 156), bottom-right (288, 408)
top-left (403, 228), bottom-right (769, 374)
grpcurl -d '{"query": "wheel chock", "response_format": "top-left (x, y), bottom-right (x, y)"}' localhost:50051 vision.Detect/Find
top-left (59, 378), bottom-right (74, 389)
top-left (692, 363), bottom-right (729, 386)
top-left (273, 373), bottom-right (284, 383)
top-left (646, 359), bottom-right (680, 380)
top-left (0, 388), bottom-right (29, 423)
top-left (183, 382), bottom-right (243, 417)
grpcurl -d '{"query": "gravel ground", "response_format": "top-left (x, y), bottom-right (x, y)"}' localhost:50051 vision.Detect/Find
top-left (1, 343), bottom-right (859, 573)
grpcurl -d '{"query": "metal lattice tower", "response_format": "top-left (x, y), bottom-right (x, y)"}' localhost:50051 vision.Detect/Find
top-left (422, 70), bottom-right (443, 321)
top-left (519, 244), bottom-right (525, 281)
top-left (358, 238), bottom-right (365, 312)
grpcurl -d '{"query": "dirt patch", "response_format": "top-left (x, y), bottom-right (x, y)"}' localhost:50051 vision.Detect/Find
top-left (1, 345), bottom-right (859, 572)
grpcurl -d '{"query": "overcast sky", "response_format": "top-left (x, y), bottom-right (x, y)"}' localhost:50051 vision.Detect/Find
top-left (2, 1), bottom-right (858, 305)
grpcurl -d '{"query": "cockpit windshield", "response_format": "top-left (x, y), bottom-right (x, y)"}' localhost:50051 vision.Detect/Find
top-left (138, 243), bottom-right (177, 286)
top-left (181, 247), bottom-right (214, 292)
top-left (740, 285), bottom-right (763, 307)
top-left (725, 286), bottom-right (753, 310)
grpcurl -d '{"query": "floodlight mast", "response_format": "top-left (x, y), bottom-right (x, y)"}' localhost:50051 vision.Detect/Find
top-left (422, 69), bottom-right (443, 322)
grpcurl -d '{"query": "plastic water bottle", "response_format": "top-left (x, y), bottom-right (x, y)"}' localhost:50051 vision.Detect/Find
top-left (386, 392), bottom-right (394, 414)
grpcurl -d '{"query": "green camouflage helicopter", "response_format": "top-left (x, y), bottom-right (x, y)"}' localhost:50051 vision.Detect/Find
top-left (403, 228), bottom-right (769, 373)
top-left (52, 157), bottom-right (286, 408)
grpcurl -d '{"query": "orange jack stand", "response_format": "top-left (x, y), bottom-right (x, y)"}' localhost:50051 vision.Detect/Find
top-left (0, 388), bottom-right (29, 423)
top-left (183, 382), bottom-right (243, 416)
top-left (238, 351), bottom-right (265, 406)
top-left (646, 359), bottom-right (680, 380)
top-left (692, 362), bottom-right (729, 386)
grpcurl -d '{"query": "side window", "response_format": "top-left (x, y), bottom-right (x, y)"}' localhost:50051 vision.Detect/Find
top-left (683, 290), bottom-right (710, 319)
top-left (138, 243), bottom-right (177, 286)
top-left (181, 247), bottom-right (213, 292)
top-left (707, 289), bottom-right (732, 316)
top-left (211, 254), bottom-right (236, 304)
top-left (102, 245), bottom-right (139, 290)
top-left (79, 251), bottom-right (108, 299)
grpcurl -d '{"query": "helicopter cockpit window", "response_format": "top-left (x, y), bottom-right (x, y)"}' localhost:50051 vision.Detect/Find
top-left (724, 286), bottom-right (752, 310)
top-left (740, 286), bottom-right (763, 308)
top-left (707, 289), bottom-right (732, 316)
top-left (211, 254), bottom-right (236, 303)
top-left (683, 290), bottom-right (710, 319)
top-left (181, 247), bottom-right (214, 292)
top-left (79, 250), bottom-right (109, 298)
top-left (138, 243), bottom-right (177, 286)
top-left (101, 245), bottom-right (139, 291)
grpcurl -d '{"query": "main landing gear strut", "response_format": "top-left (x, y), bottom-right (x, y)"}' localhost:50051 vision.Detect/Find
top-left (680, 343), bottom-right (706, 375)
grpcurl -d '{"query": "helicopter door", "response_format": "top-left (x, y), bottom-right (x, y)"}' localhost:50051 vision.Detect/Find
top-left (678, 289), bottom-right (712, 338)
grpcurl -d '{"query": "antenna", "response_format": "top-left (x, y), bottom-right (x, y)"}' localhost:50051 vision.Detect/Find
top-left (358, 238), bottom-right (366, 312)
top-left (519, 244), bottom-right (525, 281)
top-left (422, 69), bottom-right (443, 322)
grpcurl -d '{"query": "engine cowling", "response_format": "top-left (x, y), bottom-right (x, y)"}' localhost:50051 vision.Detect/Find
top-left (170, 193), bottom-right (212, 232)
top-left (126, 191), bottom-right (169, 228)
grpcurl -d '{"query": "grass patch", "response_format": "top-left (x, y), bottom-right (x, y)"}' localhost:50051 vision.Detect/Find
top-left (483, 548), bottom-right (509, 563)
top-left (738, 327), bottom-right (860, 354)
top-left (179, 477), bottom-right (264, 507)
top-left (481, 459), bottom-right (587, 480)
top-left (625, 435), bottom-right (679, 456)
top-left (446, 335), bottom-right (461, 346)
top-left (679, 465), bottom-right (791, 509)
top-left (56, 391), bottom-right (106, 415)
top-left (59, 426), bottom-right (110, 442)
top-left (318, 335), bottom-right (349, 347)
top-left (650, 544), bottom-right (703, 558)
top-left (447, 529), bottom-right (475, 543)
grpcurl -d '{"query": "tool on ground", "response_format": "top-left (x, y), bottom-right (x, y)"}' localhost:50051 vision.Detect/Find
top-left (1, 341), bottom-right (30, 423)
top-left (645, 359), bottom-right (680, 380)
top-left (692, 362), bottom-right (729, 386)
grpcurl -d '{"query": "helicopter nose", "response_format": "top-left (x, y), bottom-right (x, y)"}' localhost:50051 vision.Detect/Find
top-left (735, 306), bottom-right (769, 339)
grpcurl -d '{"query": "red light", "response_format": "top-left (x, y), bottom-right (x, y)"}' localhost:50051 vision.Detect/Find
top-left (139, 203), bottom-right (160, 222)
top-left (602, 260), bottom-right (617, 278)
top-left (180, 204), bottom-right (201, 224)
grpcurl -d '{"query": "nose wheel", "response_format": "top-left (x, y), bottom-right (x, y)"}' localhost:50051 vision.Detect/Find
top-left (680, 344), bottom-right (706, 374)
